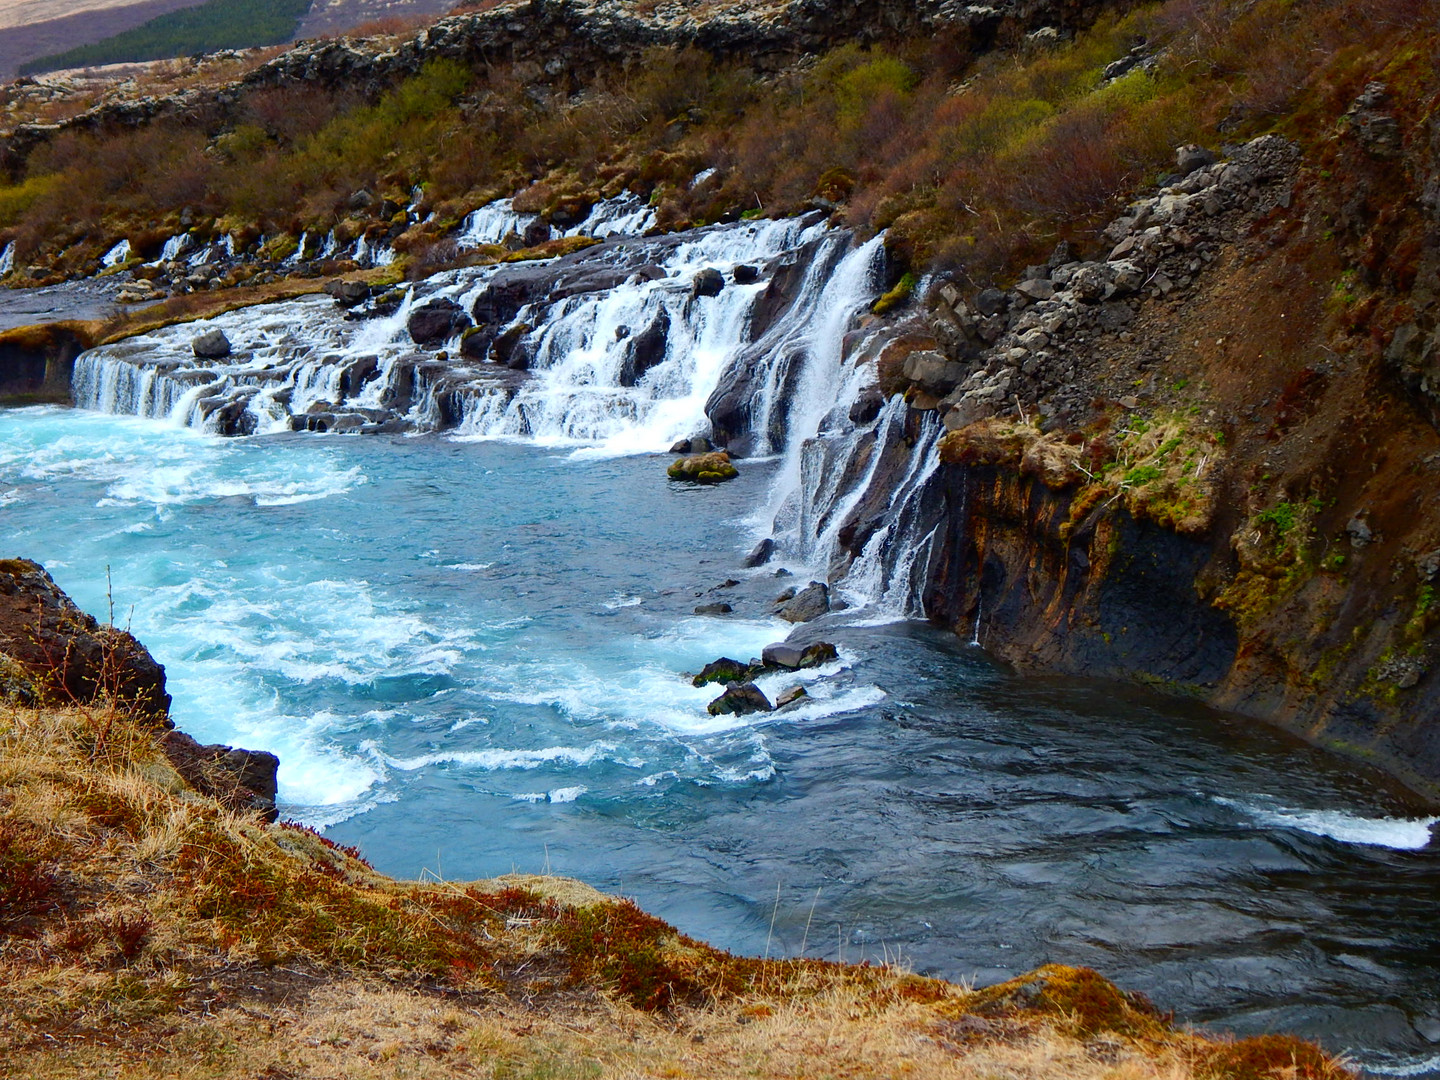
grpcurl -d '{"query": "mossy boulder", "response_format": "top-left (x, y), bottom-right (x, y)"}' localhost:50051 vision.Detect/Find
top-left (668, 451), bottom-right (738, 484)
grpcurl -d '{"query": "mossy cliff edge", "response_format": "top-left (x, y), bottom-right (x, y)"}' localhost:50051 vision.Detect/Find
top-left (0, 560), bottom-right (1349, 1078)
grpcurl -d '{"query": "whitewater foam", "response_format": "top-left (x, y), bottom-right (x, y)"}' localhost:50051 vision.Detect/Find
top-left (1215, 796), bottom-right (1439, 849)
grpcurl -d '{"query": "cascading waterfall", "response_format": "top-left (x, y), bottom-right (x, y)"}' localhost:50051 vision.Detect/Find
top-left (457, 194), bottom-right (657, 249)
top-left (101, 240), bottom-right (131, 268)
top-left (70, 209), bottom-right (947, 613)
top-left (0, 241), bottom-right (13, 276)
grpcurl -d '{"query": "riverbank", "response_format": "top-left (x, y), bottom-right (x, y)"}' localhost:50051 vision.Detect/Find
top-left (0, 560), bottom-right (1352, 1078)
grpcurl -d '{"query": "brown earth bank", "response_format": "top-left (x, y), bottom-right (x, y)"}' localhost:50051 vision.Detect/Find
top-left (0, 559), bottom-right (1352, 1078)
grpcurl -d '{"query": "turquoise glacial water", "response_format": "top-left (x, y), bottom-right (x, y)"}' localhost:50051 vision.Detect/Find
top-left (4, 404), bottom-right (1440, 1074)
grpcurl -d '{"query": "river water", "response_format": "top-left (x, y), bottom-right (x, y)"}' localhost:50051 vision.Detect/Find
top-left (4, 205), bottom-right (1440, 1073)
top-left (3, 406), bottom-right (1440, 1072)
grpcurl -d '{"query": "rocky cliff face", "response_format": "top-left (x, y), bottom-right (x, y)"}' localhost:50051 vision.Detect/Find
top-left (860, 84), bottom-right (1440, 799)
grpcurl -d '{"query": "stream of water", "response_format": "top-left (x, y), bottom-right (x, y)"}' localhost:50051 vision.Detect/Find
top-left (4, 211), bottom-right (1440, 1074)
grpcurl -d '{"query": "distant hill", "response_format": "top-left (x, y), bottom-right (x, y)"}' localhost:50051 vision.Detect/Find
top-left (0, 0), bottom-right (207, 79)
top-left (19, 0), bottom-right (313, 75)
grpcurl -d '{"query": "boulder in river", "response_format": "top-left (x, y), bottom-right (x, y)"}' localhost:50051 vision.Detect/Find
top-left (694, 602), bottom-right (732, 615)
top-left (776, 581), bottom-right (830, 623)
top-left (743, 537), bottom-right (775, 567)
top-left (667, 451), bottom-right (738, 484)
top-left (408, 297), bottom-right (471, 346)
top-left (691, 267), bottom-right (724, 297)
top-left (776, 685), bottom-right (808, 708)
top-left (692, 656), bottom-right (754, 688)
top-left (191, 328), bottom-right (231, 358)
top-left (762, 640), bottom-right (838, 669)
top-left (707, 681), bottom-right (773, 716)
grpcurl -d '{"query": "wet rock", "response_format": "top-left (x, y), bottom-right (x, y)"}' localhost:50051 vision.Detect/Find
top-left (668, 451), bottom-right (738, 484)
top-left (776, 685), bottom-right (808, 708)
top-left (191, 328), bottom-right (231, 358)
top-left (691, 267), bottom-right (725, 297)
top-left (732, 263), bottom-right (760, 284)
top-left (669, 436), bottom-right (713, 454)
top-left (762, 642), bottom-right (805, 668)
top-left (1414, 1016), bottom-right (1440, 1043)
top-left (618, 307), bottom-right (670, 385)
top-left (776, 581), bottom-right (830, 623)
top-left (706, 681), bottom-right (772, 716)
top-left (491, 322), bottom-right (533, 368)
top-left (743, 537), bottom-right (775, 568)
top-left (408, 297), bottom-right (470, 346)
top-left (849, 388), bottom-right (886, 426)
top-left (692, 656), bottom-right (754, 688)
top-left (159, 729), bottom-right (280, 821)
top-left (694, 602), bottom-right (733, 615)
top-left (762, 640), bottom-right (837, 669)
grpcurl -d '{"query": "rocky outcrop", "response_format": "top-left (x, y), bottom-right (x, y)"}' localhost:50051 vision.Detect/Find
top-left (0, 558), bottom-right (170, 717)
top-left (898, 135), bottom-right (1302, 432)
top-left (0, 558), bottom-right (281, 818)
top-left (158, 728), bottom-right (280, 822)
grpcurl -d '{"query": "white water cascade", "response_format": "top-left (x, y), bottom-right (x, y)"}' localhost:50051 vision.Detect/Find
top-left (0, 241), bottom-right (13, 276)
top-left (101, 239), bottom-right (132, 268)
top-left (458, 194), bottom-right (657, 249)
top-left (71, 210), bottom-right (948, 612)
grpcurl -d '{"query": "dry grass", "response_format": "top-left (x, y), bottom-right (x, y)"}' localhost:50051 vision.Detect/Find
top-left (0, 698), bottom-right (1353, 1079)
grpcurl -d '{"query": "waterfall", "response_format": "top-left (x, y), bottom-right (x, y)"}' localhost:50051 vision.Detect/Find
top-left (457, 194), bottom-right (657, 249)
top-left (0, 241), bottom-right (13, 276)
top-left (286, 232), bottom-right (309, 265)
top-left (69, 210), bottom-right (946, 613)
top-left (101, 240), bottom-right (131, 268)
top-left (153, 234), bottom-right (193, 264)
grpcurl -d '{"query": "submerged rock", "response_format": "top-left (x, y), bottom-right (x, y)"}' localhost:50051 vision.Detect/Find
top-left (694, 601), bottom-right (733, 615)
top-left (706, 681), bottom-right (772, 716)
top-left (776, 685), bottom-right (808, 708)
top-left (668, 451), bottom-right (738, 484)
top-left (776, 581), bottom-right (830, 623)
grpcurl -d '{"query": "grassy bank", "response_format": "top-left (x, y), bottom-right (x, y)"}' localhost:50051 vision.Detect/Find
top-left (0, 693), bottom-right (1351, 1078)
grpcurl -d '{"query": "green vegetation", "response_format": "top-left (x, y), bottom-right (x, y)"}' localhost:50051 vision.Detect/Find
top-left (20, 0), bottom-right (311, 75)
top-left (3, 0), bottom-right (1433, 284)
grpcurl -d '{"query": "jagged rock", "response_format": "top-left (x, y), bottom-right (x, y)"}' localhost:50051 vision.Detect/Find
top-left (776, 581), bottom-right (829, 622)
top-left (159, 729), bottom-right (280, 821)
top-left (902, 350), bottom-right (967, 394)
top-left (191, 329), bottom-right (231, 358)
top-left (762, 640), bottom-right (839, 669)
top-left (1175, 144), bottom-right (1218, 176)
top-left (776, 685), bottom-right (807, 708)
top-left (799, 641), bottom-right (838, 667)
top-left (669, 436), bottom-right (713, 454)
top-left (0, 558), bottom-right (170, 717)
top-left (743, 537), bottom-right (775, 567)
top-left (1016, 278), bottom-right (1054, 301)
top-left (974, 288), bottom-right (1008, 316)
top-left (1347, 82), bottom-right (1403, 158)
top-left (408, 297), bottom-right (471, 346)
top-left (849, 388), bottom-right (886, 425)
top-left (706, 681), bottom-right (772, 716)
top-left (348, 188), bottom-right (374, 211)
top-left (692, 656), bottom-right (754, 687)
top-left (668, 451), bottom-right (738, 483)
top-left (692, 267), bottom-right (725, 297)
top-left (733, 264), bottom-right (760, 284)
top-left (694, 602), bottom-right (733, 615)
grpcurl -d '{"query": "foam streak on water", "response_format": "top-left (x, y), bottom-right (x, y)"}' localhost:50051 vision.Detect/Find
top-left (1214, 796), bottom-right (1439, 850)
